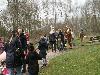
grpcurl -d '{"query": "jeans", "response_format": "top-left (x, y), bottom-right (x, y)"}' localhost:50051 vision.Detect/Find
top-left (16, 66), bottom-right (22, 75)
top-left (51, 42), bottom-right (56, 52)
top-left (7, 68), bottom-right (14, 75)
top-left (22, 57), bottom-right (26, 73)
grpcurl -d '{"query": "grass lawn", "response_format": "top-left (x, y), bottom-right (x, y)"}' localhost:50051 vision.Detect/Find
top-left (39, 41), bottom-right (100, 75)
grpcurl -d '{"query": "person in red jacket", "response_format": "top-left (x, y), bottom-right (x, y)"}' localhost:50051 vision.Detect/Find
top-left (25, 32), bottom-right (30, 45)
top-left (65, 28), bottom-right (73, 49)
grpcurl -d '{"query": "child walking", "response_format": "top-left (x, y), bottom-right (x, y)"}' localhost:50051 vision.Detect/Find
top-left (26, 43), bottom-right (42, 75)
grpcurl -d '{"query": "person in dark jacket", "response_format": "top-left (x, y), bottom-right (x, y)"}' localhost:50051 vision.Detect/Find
top-left (18, 29), bottom-right (27, 73)
top-left (49, 32), bottom-right (56, 52)
top-left (18, 29), bottom-right (27, 52)
top-left (79, 29), bottom-right (85, 46)
top-left (26, 43), bottom-right (41, 75)
top-left (58, 29), bottom-right (65, 50)
top-left (44, 34), bottom-right (49, 51)
top-left (4, 30), bottom-right (22, 75)
top-left (55, 31), bottom-right (59, 50)
top-left (38, 36), bottom-right (48, 66)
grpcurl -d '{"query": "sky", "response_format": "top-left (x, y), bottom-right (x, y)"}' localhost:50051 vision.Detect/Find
top-left (72, 0), bottom-right (86, 6)
top-left (0, 0), bottom-right (7, 10)
top-left (0, 0), bottom-right (86, 10)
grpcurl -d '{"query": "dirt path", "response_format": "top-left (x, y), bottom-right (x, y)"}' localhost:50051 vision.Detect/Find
top-left (23, 50), bottom-right (63, 75)
top-left (0, 50), bottom-right (63, 75)
top-left (39, 50), bottom-right (62, 67)
top-left (0, 50), bottom-right (62, 64)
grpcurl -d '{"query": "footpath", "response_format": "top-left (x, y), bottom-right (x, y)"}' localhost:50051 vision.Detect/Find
top-left (23, 50), bottom-right (64, 75)
top-left (0, 49), bottom-right (67, 75)
top-left (39, 50), bottom-right (63, 67)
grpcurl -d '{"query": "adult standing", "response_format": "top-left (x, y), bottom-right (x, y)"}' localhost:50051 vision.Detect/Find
top-left (79, 29), bottom-right (85, 46)
top-left (49, 28), bottom-right (56, 52)
top-left (64, 26), bottom-right (69, 47)
top-left (58, 29), bottom-right (65, 50)
top-left (65, 28), bottom-right (73, 49)
top-left (44, 34), bottom-right (49, 51)
top-left (71, 29), bottom-right (75, 46)
top-left (55, 30), bottom-right (59, 50)
top-left (18, 29), bottom-right (27, 73)
top-left (4, 30), bottom-right (22, 75)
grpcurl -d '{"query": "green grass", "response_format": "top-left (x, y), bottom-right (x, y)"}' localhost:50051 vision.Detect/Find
top-left (40, 42), bottom-right (100, 75)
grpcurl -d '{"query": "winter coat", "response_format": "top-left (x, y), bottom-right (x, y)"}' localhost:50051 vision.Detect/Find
top-left (66, 32), bottom-right (72, 42)
top-left (80, 31), bottom-right (85, 38)
top-left (49, 33), bottom-right (56, 43)
top-left (4, 36), bottom-right (22, 68)
top-left (38, 38), bottom-right (48, 58)
top-left (19, 33), bottom-right (27, 51)
top-left (26, 51), bottom-right (41, 73)
top-left (58, 31), bottom-right (64, 42)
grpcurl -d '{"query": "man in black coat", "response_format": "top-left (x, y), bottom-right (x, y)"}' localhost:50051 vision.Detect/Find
top-left (18, 29), bottom-right (27, 73)
top-left (58, 29), bottom-right (65, 50)
top-left (4, 30), bottom-right (22, 75)
top-left (49, 32), bottom-right (56, 52)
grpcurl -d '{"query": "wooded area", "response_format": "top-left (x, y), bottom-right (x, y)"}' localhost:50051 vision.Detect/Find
top-left (0, 0), bottom-right (100, 41)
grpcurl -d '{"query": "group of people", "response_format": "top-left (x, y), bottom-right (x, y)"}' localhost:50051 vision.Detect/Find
top-left (4, 29), bottom-right (31, 75)
top-left (49, 26), bottom-right (74, 52)
top-left (0, 25), bottom-right (85, 75)
top-left (49, 25), bottom-right (85, 52)
top-left (0, 28), bottom-right (44, 75)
